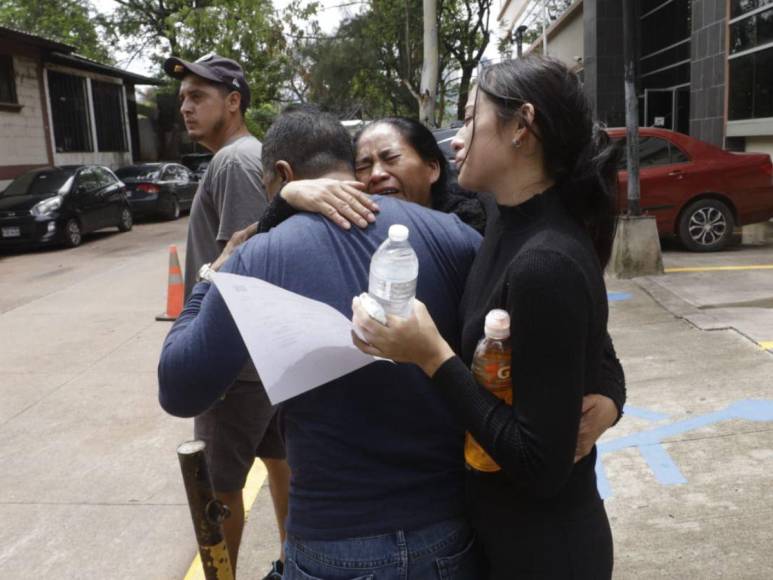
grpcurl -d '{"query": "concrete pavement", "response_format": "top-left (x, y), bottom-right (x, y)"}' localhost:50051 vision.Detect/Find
top-left (603, 277), bottom-right (772, 579)
top-left (0, 220), bottom-right (199, 578)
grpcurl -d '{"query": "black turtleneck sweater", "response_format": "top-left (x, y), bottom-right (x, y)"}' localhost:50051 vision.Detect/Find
top-left (433, 186), bottom-right (611, 510)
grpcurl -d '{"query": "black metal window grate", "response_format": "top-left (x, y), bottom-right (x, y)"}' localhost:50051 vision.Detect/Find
top-left (92, 80), bottom-right (127, 152)
top-left (48, 70), bottom-right (92, 152)
top-left (0, 54), bottom-right (17, 104)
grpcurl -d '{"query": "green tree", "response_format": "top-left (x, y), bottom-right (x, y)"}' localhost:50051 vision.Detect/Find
top-left (0, 0), bottom-right (113, 63)
top-left (439, 0), bottom-right (494, 120)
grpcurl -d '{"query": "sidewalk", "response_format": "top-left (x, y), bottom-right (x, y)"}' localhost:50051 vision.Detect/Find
top-left (603, 276), bottom-right (772, 578)
top-left (235, 272), bottom-right (773, 579)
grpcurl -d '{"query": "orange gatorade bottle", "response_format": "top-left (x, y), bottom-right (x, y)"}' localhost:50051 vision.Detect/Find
top-left (464, 309), bottom-right (512, 472)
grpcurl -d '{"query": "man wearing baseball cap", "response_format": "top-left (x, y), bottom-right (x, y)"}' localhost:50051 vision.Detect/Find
top-left (163, 53), bottom-right (288, 579)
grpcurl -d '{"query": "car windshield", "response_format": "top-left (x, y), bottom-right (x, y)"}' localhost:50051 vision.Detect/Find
top-left (0, 168), bottom-right (76, 197)
top-left (115, 165), bottom-right (161, 181)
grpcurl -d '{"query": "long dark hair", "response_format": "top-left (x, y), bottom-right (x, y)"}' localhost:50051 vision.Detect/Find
top-left (476, 56), bottom-right (620, 267)
top-left (354, 117), bottom-right (450, 201)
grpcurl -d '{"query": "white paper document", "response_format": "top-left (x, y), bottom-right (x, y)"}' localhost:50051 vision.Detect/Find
top-left (212, 272), bottom-right (379, 404)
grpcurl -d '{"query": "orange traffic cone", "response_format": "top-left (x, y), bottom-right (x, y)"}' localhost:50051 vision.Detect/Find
top-left (156, 245), bottom-right (184, 321)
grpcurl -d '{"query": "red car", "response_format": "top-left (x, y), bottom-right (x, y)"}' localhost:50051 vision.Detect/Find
top-left (608, 128), bottom-right (773, 251)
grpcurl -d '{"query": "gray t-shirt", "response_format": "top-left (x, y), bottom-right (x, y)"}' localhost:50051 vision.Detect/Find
top-left (184, 134), bottom-right (267, 383)
top-left (184, 134), bottom-right (267, 297)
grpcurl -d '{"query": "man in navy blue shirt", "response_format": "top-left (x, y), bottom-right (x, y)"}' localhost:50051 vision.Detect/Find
top-left (158, 107), bottom-right (483, 579)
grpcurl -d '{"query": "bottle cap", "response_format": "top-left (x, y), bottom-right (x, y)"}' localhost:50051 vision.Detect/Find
top-left (484, 309), bottom-right (510, 339)
top-left (388, 224), bottom-right (409, 242)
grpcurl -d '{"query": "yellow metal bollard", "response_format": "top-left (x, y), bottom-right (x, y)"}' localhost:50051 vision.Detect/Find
top-left (177, 440), bottom-right (234, 580)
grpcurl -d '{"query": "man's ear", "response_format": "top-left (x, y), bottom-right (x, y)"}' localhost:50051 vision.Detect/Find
top-left (427, 159), bottom-right (441, 185)
top-left (274, 160), bottom-right (294, 184)
top-left (226, 91), bottom-right (242, 114)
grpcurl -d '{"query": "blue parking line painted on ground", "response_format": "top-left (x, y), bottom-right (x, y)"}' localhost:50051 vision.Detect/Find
top-left (638, 443), bottom-right (688, 485)
top-left (623, 406), bottom-right (670, 422)
top-left (596, 399), bottom-right (773, 498)
top-left (607, 292), bottom-right (633, 302)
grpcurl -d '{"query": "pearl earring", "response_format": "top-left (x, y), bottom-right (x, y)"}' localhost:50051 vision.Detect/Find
top-left (512, 138), bottom-right (522, 148)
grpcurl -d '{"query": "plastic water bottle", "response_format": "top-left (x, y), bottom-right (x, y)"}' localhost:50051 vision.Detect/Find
top-left (465, 309), bottom-right (512, 473)
top-left (368, 224), bottom-right (419, 318)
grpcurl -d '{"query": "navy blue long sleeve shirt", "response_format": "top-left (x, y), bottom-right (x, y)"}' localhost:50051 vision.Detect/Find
top-left (158, 197), bottom-right (481, 539)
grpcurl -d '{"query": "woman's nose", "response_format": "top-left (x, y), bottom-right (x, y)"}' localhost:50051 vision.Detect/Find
top-left (370, 162), bottom-right (389, 182)
top-left (450, 133), bottom-right (464, 152)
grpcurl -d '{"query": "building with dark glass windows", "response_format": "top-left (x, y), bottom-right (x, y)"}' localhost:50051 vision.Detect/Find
top-left (496, 0), bottom-right (773, 159)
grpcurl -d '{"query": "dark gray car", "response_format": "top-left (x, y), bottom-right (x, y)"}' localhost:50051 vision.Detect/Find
top-left (115, 163), bottom-right (197, 220)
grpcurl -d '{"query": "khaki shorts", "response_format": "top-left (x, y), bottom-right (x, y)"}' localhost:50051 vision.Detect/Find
top-left (193, 379), bottom-right (285, 492)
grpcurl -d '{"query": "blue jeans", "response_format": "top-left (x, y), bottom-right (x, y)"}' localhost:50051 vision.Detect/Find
top-left (284, 518), bottom-right (480, 580)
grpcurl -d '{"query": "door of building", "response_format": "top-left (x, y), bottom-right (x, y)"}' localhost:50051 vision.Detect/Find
top-left (644, 85), bottom-right (690, 134)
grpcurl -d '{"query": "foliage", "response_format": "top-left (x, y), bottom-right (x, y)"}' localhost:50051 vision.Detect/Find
top-left (0, 0), bottom-right (113, 63)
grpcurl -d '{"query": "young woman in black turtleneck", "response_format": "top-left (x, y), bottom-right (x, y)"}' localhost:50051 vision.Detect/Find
top-left (352, 56), bottom-right (620, 579)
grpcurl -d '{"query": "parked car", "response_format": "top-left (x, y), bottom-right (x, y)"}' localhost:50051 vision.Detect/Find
top-left (181, 152), bottom-right (213, 181)
top-left (115, 163), bottom-right (197, 220)
top-left (0, 165), bottom-right (133, 249)
top-left (433, 126), bottom-right (773, 251)
top-left (608, 128), bottom-right (773, 251)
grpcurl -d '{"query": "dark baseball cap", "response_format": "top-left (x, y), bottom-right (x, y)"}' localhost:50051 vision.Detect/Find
top-left (163, 53), bottom-right (251, 110)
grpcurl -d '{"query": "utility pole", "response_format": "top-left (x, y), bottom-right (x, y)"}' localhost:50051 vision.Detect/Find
top-left (542, 0), bottom-right (549, 55)
top-left (514, 25), bottom-right (528, 57)
top-left (623, 0), bottom-right (641, 216)
top-left (419, 0), bottom-right (439, 127)
top-left (607, 0), bottom-right (663, 279)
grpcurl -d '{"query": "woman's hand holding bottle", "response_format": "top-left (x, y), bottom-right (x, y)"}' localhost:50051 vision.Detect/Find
top-left (351, 297), bottom-right (455, 376)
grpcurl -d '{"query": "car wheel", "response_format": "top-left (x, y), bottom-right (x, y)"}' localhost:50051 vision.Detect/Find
top-left (118, 207), bottom-right (133, 232)
top-left (162, 196), bottom-right (181, 221)
top-left (677, 198), bottom-right (734, 252)
top-left (64, 218), bottom-right (82, 248)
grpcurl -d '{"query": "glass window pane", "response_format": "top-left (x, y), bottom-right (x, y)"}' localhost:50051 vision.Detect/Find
top-left (641, 0), bottom-right (691, 57)
top-left (48, 71), bottom-right (92, 153)
top-left (115, 165), bottom-right (160, 180)
top-left (639, 138), bottom-right (672, 167)
top-left (0, 55), bottom-right (17, 103)
top-left (641, 0), bottom-right (665, 15)
top-left (92, 81), bottom-right (127, 152)
top-left (754, 48), bottom-right (773, 118)
top-left (76, 168), bottom-right (101, 193)
top-left (729, 55), bottom-right (755, 119)
top-left (731, 16), bottom-right (757, 54)
top-left (95, 167), bottom-right (116, 188)
top-left (758, 8), bottom-right (773, 46)
top-left (732, 0), bottom-right (759, 19)
top-left (670, 144), bottom-right (689, 163)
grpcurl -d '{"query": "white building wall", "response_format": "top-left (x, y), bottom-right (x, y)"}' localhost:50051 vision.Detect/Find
top-left (546, 7), bottom-right (584, 69)
top-left (0, 55), bottom-right (49, 168)
top-left (745, 136), bottom-right (773, 161)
